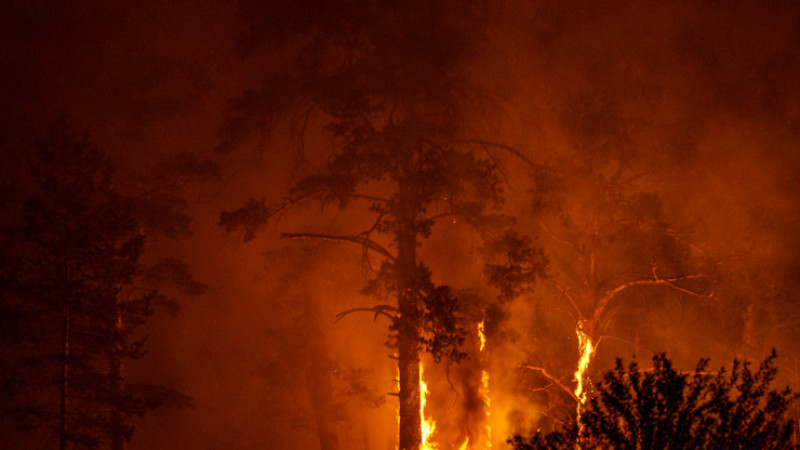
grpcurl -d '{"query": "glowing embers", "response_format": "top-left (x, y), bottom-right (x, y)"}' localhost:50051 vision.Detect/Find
top-left (420, 363), bottom-right (437, 450)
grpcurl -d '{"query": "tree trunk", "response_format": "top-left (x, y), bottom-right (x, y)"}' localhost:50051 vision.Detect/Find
top-left (306, 359), bottom-right (340, 450)
top-left (397, 324), bottom-right (421, 450)
top-left (396, 183), bottom-right (422, 450)
top-left (302, 293), bottom-right (340, 450)
top-left (60, 302), bottom-right (69, 450)
top-left (110, 297), bottom-right (125, 450)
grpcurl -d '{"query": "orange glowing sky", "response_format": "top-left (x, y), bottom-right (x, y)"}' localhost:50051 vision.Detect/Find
top-left (2, 1), bottom-right (800, 449)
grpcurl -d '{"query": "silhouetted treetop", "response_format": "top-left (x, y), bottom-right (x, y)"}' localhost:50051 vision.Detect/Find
top-left (510, 351), bottom-right (798, 450)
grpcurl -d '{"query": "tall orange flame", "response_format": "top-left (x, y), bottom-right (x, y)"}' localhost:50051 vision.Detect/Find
top-left (478, 321), bottom-right (487, 353)
top-left (574, 326), bottom-right (593, 404)
top-left (574, 323), bottom-right (594, 438)
top-left (420, 363), bottom-right (437, 450)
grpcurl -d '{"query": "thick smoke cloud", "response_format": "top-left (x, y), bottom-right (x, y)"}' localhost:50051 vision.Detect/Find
top-left (2, 0), bottom-right (799, 448)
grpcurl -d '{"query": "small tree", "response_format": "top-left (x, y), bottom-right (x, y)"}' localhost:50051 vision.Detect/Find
top-left (510, 351), bottom-right (798, 450)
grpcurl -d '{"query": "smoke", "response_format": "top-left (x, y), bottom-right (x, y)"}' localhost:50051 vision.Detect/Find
top-left (3, 0), bottom-right (799, 448)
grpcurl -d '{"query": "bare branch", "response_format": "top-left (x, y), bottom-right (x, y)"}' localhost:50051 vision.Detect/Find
top-left (539, 222), bottom-right (577, 250)
top-left (282, 232), bottom-right (395, 261)
top-left (351, 193), bottom-right (390, 203)
top-left (522, 365), bottom-right (580, 403)
top-left (463, 139), bottom-right (537, 169)
top-left (336, 305), bottom-right (400, 323)
top-left (615, 219), bottom-right (717, 262)
top-left (596, 335), bottom-right (658, 356)
top-left (544, 279), bottom-right (583, 322)
top-left (590, 271), bottom-right (714, 330)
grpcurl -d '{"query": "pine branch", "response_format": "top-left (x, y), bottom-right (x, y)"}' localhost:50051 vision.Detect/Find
top-left (336, 305), bottom-right (400, 323)
top-left (281, 232), bottom-right (395, 261)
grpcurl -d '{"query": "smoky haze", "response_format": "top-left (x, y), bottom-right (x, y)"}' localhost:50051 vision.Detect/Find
top-left (2, 0), bottom-right (799, 449)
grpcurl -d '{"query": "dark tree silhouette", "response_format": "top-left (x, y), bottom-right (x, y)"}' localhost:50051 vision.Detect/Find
top-left (218, 2), bottom-right (546, 448)
top-left (509, 351), bottom-right (798, 450)
top-left (0, 120), bottom-right (193, 449)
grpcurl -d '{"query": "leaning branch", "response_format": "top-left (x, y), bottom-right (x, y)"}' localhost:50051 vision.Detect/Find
top-left (282, 232), bottom-right (395, 261)
top-left (464, 139), bottom-right (537, 169)
top-left (336, 305), bottom-right (400, 324)
top-left (522, 365), bottom-right (580, 403)
top-left (590, 272), bottom-right (714, 330)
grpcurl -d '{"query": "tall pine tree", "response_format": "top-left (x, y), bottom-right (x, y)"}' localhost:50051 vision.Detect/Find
top-left (219, 2), bottom-right (545, 448)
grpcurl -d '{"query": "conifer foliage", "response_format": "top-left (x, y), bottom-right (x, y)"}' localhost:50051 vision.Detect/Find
top-left (0, 120), bottom-right (191, 449)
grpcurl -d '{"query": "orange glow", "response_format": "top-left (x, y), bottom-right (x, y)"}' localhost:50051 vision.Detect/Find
top-left (457, 436), bottom-right (469, 450)
top-left (420, 363), bottom-right (437, 450)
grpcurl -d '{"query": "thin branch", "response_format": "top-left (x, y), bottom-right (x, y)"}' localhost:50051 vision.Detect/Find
top-left (596, 335), bottom-right (658, 356)
top-left (615, 219), bottom-right (717, 262)
top-left (539, 222), bottom-right (577, 250)
top-left (282, 232), bottom-right (395, 261)
top-left (336, 305), bottom-right (400, 323)
top-left (544, 279), bottom-right (583, 322)
top-left (463, 139), bottom-right (537, 169)
top-left (522, 365), bottom-right (580, 403)
top-left (590, 272), bottom-right (714, 330)
top-left (351, 193), bottom-right (390, 203)
top-left (471, 139), bottom-right (513, 191)
top-left (525, 409), bottom-right (567, 427)
top-left (288, 104), bottom-right (316, 185)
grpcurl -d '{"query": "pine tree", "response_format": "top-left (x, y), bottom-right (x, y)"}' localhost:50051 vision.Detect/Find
top-left (1, 119), bottom-right (191, 449)
top-left (218, 2), bottom-right (546, 448)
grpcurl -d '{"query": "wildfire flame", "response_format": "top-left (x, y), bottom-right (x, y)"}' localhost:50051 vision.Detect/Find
top-left (574, 325), bottom-right (593, 404)
top-left (478, 321), bottom-right (487, 353)
top-left (458, 437), bottom-right (470, 450)
top-left (420, 363), bottom-right (437, 450)
top-left (478, 321), bottom-right (492, 449)
top-left (574, 323), bottom-right (594, 440)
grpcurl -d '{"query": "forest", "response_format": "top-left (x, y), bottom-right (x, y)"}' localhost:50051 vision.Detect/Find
top-left (2, 0), bottom-right (800, 449)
